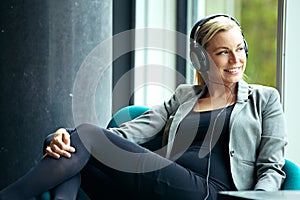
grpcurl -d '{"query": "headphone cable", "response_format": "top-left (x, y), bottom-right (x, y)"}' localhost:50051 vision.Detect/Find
top-left (203, 83), bottom-right (234, 200)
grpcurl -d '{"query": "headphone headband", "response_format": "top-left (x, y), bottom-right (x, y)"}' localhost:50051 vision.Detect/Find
top-left (190, 14), bottom-right (242, 44)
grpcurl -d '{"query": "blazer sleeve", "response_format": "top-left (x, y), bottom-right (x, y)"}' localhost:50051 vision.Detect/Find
top-left (254, 87), bottom-right (287, 191)
top-left (108, 85), bottom-right (185, 144)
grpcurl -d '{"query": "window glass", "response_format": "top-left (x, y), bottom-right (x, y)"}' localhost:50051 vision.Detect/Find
top-left (240, 0), bottom-right (278, 87)
top-left (134, 0), bottom-right (177, 107)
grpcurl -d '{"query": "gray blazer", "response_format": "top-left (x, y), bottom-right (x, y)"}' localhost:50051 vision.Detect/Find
top-left (110, 80), bottom-right (287, 191)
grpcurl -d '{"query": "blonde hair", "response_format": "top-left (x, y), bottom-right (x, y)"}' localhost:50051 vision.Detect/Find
top-left (193, 16), bottom-right (243, 85)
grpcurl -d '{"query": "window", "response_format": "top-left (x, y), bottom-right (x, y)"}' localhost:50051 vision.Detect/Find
top-left (281, 0), bottom-right (300, 165)
top-left (133, 0), bottom-right (278, 107)
top-left (134, 0), bottom-right (177, 107)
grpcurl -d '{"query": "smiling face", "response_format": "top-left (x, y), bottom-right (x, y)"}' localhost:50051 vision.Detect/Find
top-left (205, 27), bottom-right (247, 87)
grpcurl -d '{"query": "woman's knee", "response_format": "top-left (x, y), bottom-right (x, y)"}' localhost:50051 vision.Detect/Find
top-left (76, 123), bottom-right (104, 132)
top-left (74, 123), bottom-right (108, 151)
top-left (76, 123), bottom-right (107, 139)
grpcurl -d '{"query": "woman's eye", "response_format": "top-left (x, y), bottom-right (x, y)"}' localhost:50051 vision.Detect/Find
top-left (237, 47), bottom-right (244, 51)
top-left (216, 51), bottom-right (228, 55)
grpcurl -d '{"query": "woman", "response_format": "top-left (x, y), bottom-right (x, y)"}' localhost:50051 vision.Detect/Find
top-left (0, 14), bottom-right (287, 200)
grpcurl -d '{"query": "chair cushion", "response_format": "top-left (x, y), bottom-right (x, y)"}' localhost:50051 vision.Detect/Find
top-left (282, 159), bottom-right (300, 190)
top-left (107, 105), bottom-right (150, 128)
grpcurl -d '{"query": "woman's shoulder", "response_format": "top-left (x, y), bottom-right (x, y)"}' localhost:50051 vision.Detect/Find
top-left (172, 84), bottom-right (204, 102)
top-left (239, 80), bottom-right (278, 93)
top-left (247, 83), bottom-right (281, 102)
top-left (238, 81), bottom-right (281, 104)
top-left (248, 83), bottom-right (279, 94)
top-left (175, 83), bottom-right (204, 93)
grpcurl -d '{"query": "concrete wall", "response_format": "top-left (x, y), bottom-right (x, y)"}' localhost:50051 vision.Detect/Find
top-left (0, 0), bottom-right (112, 189)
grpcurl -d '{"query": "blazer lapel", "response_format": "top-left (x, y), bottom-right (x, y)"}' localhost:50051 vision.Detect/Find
top-left (229, 81), bottom-right (250, 129)
top-left (165, 86), bottom-right (206, 159)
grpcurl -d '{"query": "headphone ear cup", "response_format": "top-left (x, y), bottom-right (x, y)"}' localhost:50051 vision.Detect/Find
top-left (243, 39), bottom-right (248, 58)
top-left (190, 43), bottom-right (209, 74)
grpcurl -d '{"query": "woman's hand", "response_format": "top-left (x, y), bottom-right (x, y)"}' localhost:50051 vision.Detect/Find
top-left (45, 128), bottom-right (76, 159)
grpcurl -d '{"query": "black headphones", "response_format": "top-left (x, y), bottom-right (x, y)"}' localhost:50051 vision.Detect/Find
top-left (190, 14), bottom-right (248, 74)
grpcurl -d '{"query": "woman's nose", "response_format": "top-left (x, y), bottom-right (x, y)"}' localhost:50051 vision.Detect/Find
top-left (229, 52), bottom-right (239, 63)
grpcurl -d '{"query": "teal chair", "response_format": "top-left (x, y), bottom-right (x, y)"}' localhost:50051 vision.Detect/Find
top-left (107, 105), bottom-right (150, 128)
top-left (39, 188), bottom-right (89, 200)
top-left (282, 159), bottom-right (300, 190)
top-left (41, 105), bottom-right (300, 199)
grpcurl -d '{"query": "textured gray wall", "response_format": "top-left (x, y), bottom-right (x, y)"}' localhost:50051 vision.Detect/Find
top-left (0, 0), bottom-right (112, 189)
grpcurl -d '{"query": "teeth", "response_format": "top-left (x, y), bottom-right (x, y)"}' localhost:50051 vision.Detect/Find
top-left (226, 67), bottom-right (240, 73)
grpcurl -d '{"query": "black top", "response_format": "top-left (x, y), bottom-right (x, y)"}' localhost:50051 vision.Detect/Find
top-left (174, 104), bottom-right (236, 190)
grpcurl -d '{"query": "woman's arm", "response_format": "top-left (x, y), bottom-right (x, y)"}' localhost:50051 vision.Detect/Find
top-left (254, 88), bottom-right (287, 191)
top-left (108, 102), bottom-right (175, 144)
top-left (108, 85), bottom-right (191, 144)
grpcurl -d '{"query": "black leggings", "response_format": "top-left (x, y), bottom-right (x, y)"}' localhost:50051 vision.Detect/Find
top-left (0, 123), bottom-right (221, 200)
